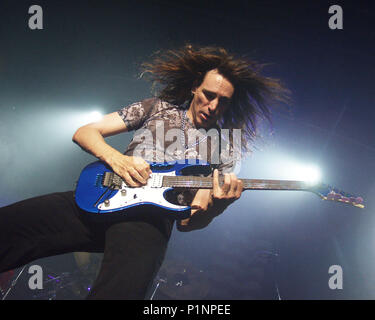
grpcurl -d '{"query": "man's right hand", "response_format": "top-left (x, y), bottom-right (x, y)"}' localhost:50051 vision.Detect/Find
top-left (108, 154), bottom-right (152, 187)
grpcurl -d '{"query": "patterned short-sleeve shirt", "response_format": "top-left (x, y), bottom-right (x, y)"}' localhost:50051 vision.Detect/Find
top-left (117, 97), bottom-right (236, 174)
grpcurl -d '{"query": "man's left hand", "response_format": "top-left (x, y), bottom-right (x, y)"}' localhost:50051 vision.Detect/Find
top-left (211, 169), bottom-right (243, 209)
top-left (178, 169), bottom-right (243, 231)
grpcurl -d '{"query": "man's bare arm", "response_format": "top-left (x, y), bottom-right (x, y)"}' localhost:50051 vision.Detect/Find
top-left (73, 112), bottom-right (127, 163)
top-left (72, 112), bottom-right (151, 186)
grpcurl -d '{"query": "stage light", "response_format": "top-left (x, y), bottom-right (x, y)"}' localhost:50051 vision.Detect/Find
top-left (86, 111), bottom-right (103, 123)
top-left (292, 164), bottom-right (321, 185)
top-left (243, 150), bottom-right (322, 185)
top-left (74, 110), bottom-right (104, 126)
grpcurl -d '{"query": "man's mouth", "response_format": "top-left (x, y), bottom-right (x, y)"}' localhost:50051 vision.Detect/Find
top-left (200, 112), bottom-right (211, 121)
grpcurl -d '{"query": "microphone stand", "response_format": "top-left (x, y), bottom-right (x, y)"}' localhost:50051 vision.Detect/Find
top-left (256, 250), bottom-right (281, 300)
top-left (2, 265), bottom-right (27, 300)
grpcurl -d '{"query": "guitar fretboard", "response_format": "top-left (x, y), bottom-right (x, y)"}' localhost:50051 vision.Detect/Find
top-left (162, 176), bottom-right (310, 191)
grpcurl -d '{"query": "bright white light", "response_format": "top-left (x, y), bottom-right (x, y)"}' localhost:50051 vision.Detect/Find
top-left (292, 164), bottom-right (321, 185)
top-left (243, 150), bottom-right (322, 185)
top-left (86, 111), bottom-right (103, 123)
top-left (75, 110), bottom-right (104, 126)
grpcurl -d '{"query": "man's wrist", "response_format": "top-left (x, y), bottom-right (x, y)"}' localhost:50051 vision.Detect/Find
top-left (99, 144), bottom-right (122, 167)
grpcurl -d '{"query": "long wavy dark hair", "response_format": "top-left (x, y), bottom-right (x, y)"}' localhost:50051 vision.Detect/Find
top-left (140, 44), bottom-right (290, 152)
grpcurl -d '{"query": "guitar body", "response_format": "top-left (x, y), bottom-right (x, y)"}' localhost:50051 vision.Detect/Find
top-left (74, 160), bottom-right (211, 219)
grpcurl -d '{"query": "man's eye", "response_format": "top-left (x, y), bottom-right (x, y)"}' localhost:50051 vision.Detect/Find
top-left (204, 91), bottom-right (215, 100)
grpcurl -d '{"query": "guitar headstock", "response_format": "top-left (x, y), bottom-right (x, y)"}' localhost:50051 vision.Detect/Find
top-left (310, 183), bottom-right (365, 209)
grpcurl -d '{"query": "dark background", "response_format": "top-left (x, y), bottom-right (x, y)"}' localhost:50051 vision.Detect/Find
top-left (0, 0), bottom-right (374, 299)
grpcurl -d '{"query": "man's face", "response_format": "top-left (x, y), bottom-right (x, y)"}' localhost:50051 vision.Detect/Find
top-left (188, 69), bottom-right (234, 129)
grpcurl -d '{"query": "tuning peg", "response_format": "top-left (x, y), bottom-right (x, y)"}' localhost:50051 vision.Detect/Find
top-left (339, 196), bottom-right (350, 203)
top-left (355, 196), bottom-right (364, 203)
top-left (327, 191), bottom-right (341, 201)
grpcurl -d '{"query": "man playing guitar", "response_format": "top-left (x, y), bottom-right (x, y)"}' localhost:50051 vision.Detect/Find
top-left (0, 45), bottom-right (288, 299)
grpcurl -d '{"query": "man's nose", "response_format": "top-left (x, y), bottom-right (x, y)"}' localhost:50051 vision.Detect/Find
top-left (208, 98), bottom-right (219, 113)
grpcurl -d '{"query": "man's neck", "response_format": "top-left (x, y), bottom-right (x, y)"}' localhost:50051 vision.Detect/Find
top-left (186, 108), bottom-right (196, 127)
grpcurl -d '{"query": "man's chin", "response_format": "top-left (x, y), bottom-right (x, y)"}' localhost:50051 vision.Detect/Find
top-left (193, 114), bottom-right (215, 129)
top-left (196, 121), bottom-right (213, 129)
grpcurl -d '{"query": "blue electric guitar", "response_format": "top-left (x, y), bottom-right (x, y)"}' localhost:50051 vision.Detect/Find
top-left (74, 160), bottom-right (365, 220)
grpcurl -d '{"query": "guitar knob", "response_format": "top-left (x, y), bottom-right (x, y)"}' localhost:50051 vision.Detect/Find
top-left (104, 199), bottom-right (110, 207)
top-left (121, 189), bottom-right (127, 196)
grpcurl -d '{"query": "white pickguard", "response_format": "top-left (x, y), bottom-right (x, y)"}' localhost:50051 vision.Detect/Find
top-left (97, 171), bottom-right (188, 211)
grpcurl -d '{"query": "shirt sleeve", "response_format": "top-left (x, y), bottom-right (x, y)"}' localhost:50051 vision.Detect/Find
top-left (117, 97), bottom-right (159, 131)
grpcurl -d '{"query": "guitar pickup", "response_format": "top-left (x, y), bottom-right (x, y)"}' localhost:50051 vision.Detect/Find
top-left (102, 172), bottom-right (123, 189)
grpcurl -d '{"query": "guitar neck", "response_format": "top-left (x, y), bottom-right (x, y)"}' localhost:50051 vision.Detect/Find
top-left (162, 176), bottom-right (310, 191)
top-left (162, 175), bottom-right (364, 208)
